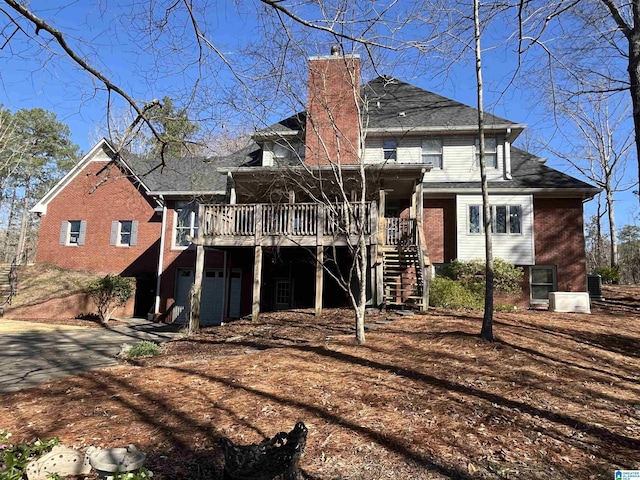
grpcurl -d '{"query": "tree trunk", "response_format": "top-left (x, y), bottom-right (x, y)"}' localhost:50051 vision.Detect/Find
top-left (628, 27), bottom-right (640, 205)
top-left (475, 0), bottom-right (494, 342)
top-left (16, 176), bottom-right (30, 265)
top-left (606, 184), bottom-right (618, 273)
top-left (3, 187), bottom-right (17, 263)
top-left (354, 239), bottom-right (368, 345)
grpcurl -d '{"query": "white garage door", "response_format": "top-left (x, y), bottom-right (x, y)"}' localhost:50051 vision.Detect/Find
top-left (173, 268), bottom-right (241, 325)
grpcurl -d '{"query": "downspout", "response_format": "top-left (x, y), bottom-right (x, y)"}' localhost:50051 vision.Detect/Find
top-left (154, 196), bottom-right (168, 314)
top-left (504, 128), bottom-right (512, 180)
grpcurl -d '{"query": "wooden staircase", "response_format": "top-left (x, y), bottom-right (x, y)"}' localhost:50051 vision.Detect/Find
top-left (0, 260), bottom-right (17, 306)
top-left (382, 244), bottom-right (425, 309)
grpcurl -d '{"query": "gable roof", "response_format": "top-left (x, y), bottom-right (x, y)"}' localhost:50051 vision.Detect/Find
top-left (31, 138), bottom-right (149, 215)
top-left (255, 76), bottom-right (525, 139)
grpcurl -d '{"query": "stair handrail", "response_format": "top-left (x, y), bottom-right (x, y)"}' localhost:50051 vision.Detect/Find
top-left (414, 219), bottom-right (430, 310)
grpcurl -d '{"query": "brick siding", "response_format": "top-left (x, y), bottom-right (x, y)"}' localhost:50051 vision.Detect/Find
top-left (534, 197), bottom-right (587, 292)
top-left (35, 160), bottom-right (160, 277)
top-left (305, 54), bottom-right (361, 166)
top-left (423, 198), bottom-right (457, 264)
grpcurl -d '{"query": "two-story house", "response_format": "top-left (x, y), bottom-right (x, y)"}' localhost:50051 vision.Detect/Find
top-left (32, 49), bottom-right (598, 324)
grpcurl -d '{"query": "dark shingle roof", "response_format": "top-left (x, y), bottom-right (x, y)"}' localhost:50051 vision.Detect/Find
top-left (363, 76), bottom-right (517, 130)
top-left (256, 76), bottom-right (520, 136)
top-left (124, 142), bottom-right (260, 194)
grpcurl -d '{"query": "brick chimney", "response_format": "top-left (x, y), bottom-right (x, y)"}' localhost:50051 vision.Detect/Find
top-left (305, 47), bottom-right (361, 166)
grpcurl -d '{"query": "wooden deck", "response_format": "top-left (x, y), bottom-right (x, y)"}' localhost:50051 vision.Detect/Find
top-left (198, 202), bottom-right (378, 247)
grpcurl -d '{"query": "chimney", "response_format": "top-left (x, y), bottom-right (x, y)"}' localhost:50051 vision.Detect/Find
top-left (305, 47), bottom-right (361, 166)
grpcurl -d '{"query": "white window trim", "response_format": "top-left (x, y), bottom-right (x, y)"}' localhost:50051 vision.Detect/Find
top-left (422, 138), bottom-right (443, 169)
top-left (67, 220), bottom-right (82, 246)
top-left (530, 265), bottom-right (557, 304)
top-left (474, 137), bottom-right (498, 169)
top-left (172, 202), bottom-right (199, 250)
top-left (117, 221), bottom-right (132, 247)
top-left (383, 139), bottom-right (398, 162)
top-left (467, 204), bottom-right (523, 236)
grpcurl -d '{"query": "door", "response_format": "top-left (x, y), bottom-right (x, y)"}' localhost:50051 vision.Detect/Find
top-left (200, 270), bottom-right (224, 326)
top-left (173, 269), bottom-right (194, 323)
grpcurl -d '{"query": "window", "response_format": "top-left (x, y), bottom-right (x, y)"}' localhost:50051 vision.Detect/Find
top-left (110, 220), bottom-right (138, 246)
top-left (475, 137), bottom-right (498, 168)
top-left (531, 266), bottom-right (556, 303)
top-left (383, 139), bottom-right (397, 161)
top-left (59, 220), bottom-right (86, 246)
top-left (272, 141), bottom-right (304, 164)
top-left (468, 204), bottom-right (522, 235)
top-left (422, 138), bottom-right (442, 168)
top-left (174, 201), bottom-right (199, 247)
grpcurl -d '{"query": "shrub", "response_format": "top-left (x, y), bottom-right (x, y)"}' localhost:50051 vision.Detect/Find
top-left (429, 277), bottom-right (483, 310)
top-left (127, 341), bottom-right (160, 359)
top-left (86, 274), bottom-right (134, 324)
top-left (592, 266), bottom-right (620, 284)
top-left (448, 258), bottom-right (524, 296)
top-left (0, 430), bottom-right (60, 480)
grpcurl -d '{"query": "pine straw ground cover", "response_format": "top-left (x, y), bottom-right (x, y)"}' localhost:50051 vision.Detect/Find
top-left (1, 286), bottom-right (640, 479)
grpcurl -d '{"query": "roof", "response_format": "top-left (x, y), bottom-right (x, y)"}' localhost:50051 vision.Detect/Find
top-left (127, 142), bottom-right (258, 195)
top-left (424, 147), bottom-right (600, 197)
top-left (255, 76), bottom-right (524, 138)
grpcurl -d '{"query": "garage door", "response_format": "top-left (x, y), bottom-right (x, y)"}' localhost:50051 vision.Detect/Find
top-left (172, 268), bottom-right (240, 325)
top-left (200, 270), bottom-right (224, 326)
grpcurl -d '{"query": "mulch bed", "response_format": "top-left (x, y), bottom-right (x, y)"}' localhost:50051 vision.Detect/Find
top-left (1, 286), bottom-right (639, 479)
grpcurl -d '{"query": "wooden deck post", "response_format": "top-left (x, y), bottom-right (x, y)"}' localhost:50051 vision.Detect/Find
top-left (190, 244), bottom-right (205, 333)
top-left (252, 245), bottom-right (262, 321)
top-left (315, 245), bottom-right (323, 316)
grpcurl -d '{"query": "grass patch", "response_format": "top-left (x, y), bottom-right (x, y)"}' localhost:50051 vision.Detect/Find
top-left (10, 264), bottom-right (103, 308)
top-left (126, 340), bottom-right (160, 359)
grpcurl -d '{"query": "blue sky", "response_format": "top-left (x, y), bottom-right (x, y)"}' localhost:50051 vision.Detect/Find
top-left (0, 0), bottom-right (637, 228)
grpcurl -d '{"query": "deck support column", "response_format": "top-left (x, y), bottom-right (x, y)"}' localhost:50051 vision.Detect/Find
top-left (252, 245), bottom-right (262, 321)
top-left (315, 245), bottom-right (323, 316)
top-left (190, 244), bottom-right (205, 333)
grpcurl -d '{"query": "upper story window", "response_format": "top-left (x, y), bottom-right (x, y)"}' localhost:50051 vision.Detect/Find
top-left (272, 141), bottom-right (304, 164)
top-left (468, 204), bottom-right (522, 235)
top-left (422, 139), bottom-right (442, 168)
top-left (174, 201), bottom-right (199, 247)
top-left (475, 137), bottom-right (498, 168)
top-left (110, 220), bottom-right (138, 246)
top-left (383, 140), bottom-right (397, 161)
top-left (59, 220), bottom-right (86, 246)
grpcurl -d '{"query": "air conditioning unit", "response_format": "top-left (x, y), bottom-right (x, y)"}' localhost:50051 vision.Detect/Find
top-left (548, 292), bottom-right (591, 314)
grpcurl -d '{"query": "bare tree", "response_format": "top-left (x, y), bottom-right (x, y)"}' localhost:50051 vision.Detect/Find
top-left (515, 0), bottom-right (640, 199)
top-left (545, 93), bottom-right (633, 271)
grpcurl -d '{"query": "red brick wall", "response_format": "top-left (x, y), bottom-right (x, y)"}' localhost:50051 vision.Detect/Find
top-left (305, 54), bottom-right (361, 166)
top-left (534, 197), bottom-right (587, 292)
top-left (5, 291), bottom-right (134, 319)
top-left (423, 199), bottom-right (456, 264)
top-left (35, 159), bottom-right (161, 277)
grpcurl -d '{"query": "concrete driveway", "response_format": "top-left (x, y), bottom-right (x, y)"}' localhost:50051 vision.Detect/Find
top-left (0, 319), bottom-right (182, 393)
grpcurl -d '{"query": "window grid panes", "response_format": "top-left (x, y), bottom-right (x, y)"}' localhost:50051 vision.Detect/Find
top-left (68, 220), bottom-right (81, 245)
top-left (175, 202), bottom-right (199, 247)
top-left (468, 204), bottom-right (522, 235)
top-left (383, 140), bottom-right (397, 161)
top-left (531, 266), bottom-right (556, 302)
top-left (422, 139), bottom-right (442, 168)
top-left (475, 137), bottom-right (498, 168)
top-left (119, 221), bottom-right (132, 246)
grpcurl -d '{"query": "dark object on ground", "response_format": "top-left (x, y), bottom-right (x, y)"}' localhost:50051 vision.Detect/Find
top-left (220, 422), bottom-right (308, 480)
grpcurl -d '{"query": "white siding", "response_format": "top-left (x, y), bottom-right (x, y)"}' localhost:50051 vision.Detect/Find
top-left (456, 194), bottom-right (535, 265)
top-left (363, 135), bottom-right (506, 182)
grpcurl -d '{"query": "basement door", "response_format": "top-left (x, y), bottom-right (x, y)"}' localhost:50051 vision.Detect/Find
top-left (173, 268), bottom-right (241, 325)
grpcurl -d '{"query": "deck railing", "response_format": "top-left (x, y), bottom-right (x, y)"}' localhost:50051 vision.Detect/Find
top-left (202, 202), bottom-right (374, 239)
top-left (385, 217), bottom-right (416, 245)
